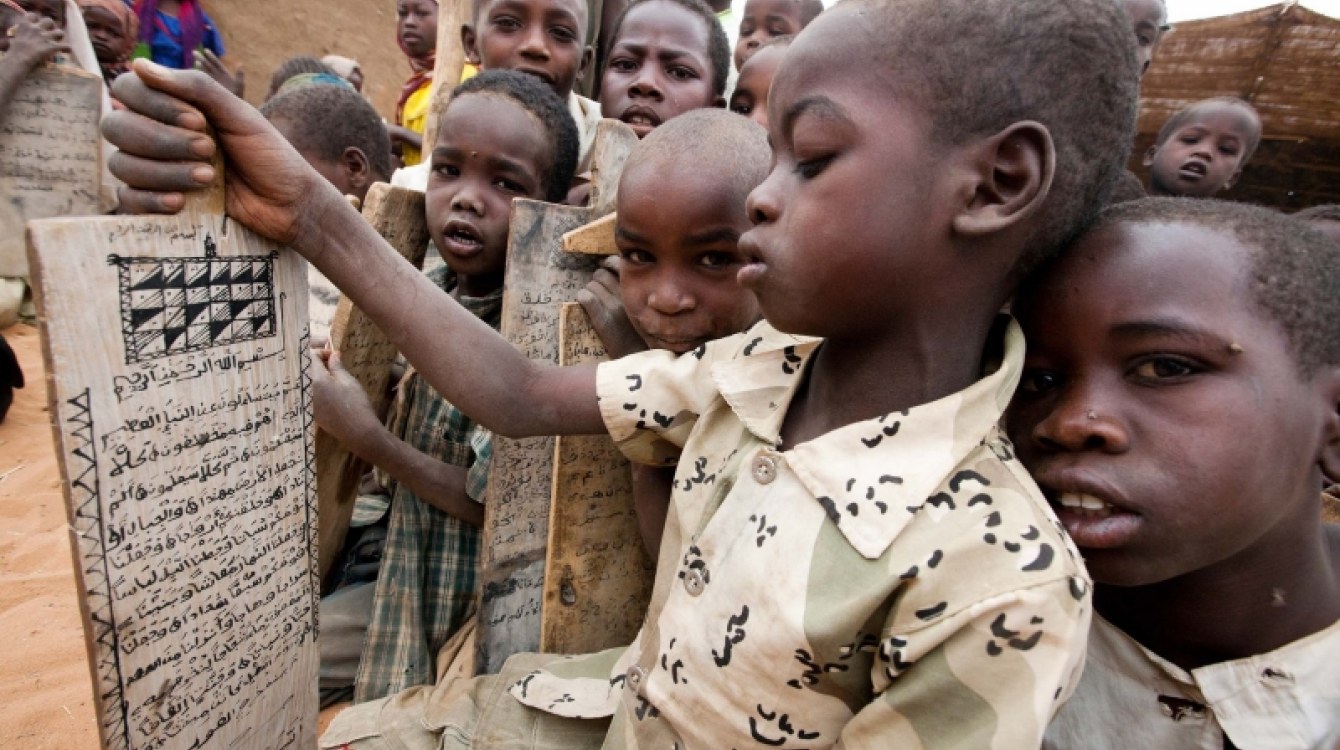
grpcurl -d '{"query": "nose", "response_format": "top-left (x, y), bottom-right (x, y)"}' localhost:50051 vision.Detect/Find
top-left (646, 271), bottom-right (695, 315)
top-left (451, 182), bottom-right (484, 216)
top-left (518, 25), bottom-right (550, 60)
top-left (627, 67), bottom-right (664, 101)
top-left (1030, 377), bottom-right (1130, 455)
top-left (745, 167), bottom-right (782, 226)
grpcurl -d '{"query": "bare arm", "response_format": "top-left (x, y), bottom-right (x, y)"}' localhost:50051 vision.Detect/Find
top-left (631, 464), bottom-right (673, 559)
top-left (103, 63), bottom-right (606, 438)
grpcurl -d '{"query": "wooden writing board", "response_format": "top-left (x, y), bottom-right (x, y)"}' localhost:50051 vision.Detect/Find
top-left (26, 167), bottom-right (318, 750)
top-left (316, 183), bottom-right (430, 586)
top-left (476, 120), bottom-right (637, 673)
top-left (0, 62), bottom-right (102, 278)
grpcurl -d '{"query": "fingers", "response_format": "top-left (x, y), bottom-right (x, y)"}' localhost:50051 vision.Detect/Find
top-left (110, 72), bottom-right (209, 132)
top-left (599, 255), bottom-right (621, 274)
top-left (327, 351), bottom-right (347, 375)
top-left (130, 59), bottom-right (271, 136)
top-left (591, 267), bottom-right (623, 296)
top-left (109, 150), bottom-right (214, 191)
top-left (308, 350), bottom-right (333, 378)
top-left (116, 186), bottom-right (185, 215)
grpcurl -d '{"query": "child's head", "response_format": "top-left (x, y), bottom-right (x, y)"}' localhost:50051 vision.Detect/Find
top-left (1294, 204), bottom-right (1340, 247)
top-left (733, 0), bottom-right (802, 71)
top-left (1117, 0), bottom-right (1167, 77)
top-left (1007, 198), bottom-right (1340, 587)
top-left (599, 0), bottom-right (729, 138)
top-left (266, 56), bottom-right (339, 101)
top-left (463, 0), bottom-right (592, 101)
top-left (397, 0), bottom-right (439, 59)
top-left (322, 55), bottom-right (365, 92)
top-left (1145, 97), bottom-right (1262, 198)
top-left (613, 110), bottom-right (767, 353)
top-left (426, 69), bottom-right (579, 292)
top-left (16, 0), bottom-right (62, 25)
top-left (737, 0), bottom-right (1139, 339)
top-left (728, 35), bottom-right (790, 129)
top-left (80, 0), bottom-right (137, 64)
top-left (260, 84), bottom-right (392, 205)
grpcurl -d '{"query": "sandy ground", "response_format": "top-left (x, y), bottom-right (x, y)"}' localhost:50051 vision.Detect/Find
top-left (0, 324), bottom-right (346, 748)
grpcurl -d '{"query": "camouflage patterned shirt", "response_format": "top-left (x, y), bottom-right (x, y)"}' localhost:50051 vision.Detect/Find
top-left (509, 318), bottom-right (1093, 750)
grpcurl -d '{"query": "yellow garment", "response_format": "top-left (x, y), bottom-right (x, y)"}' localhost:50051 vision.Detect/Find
top-left (460, 63), bottom-right (478, 83)
top-left (400, 82), bottom-right (433, 167)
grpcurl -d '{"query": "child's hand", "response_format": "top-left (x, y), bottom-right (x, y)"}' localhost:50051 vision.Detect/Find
top-left (102, 60), bottom-right (326, 244)
top-left (578, 261), bottom-right (648, 358)
top-left (196, 50), bottom-right (244, 98)
top-left (310, 350), bottom-right (384, 453)
top-left (7, 14), bottom-right (69, 67)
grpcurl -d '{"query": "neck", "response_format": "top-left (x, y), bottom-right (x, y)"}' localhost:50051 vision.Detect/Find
top-left (780, 311), bottom-right (999, 448)
top-left (454, 271), bottom-right (503, 299)
top-left (1097, 514), bottom-right (1340, 672)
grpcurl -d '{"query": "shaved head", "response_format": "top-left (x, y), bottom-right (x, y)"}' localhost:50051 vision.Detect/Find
top-left (621, 109), bottom-right (771, 207)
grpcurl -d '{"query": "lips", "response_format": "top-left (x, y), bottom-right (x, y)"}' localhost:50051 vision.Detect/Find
top-left (641, 332), bottom-right (707, 355)
top-left (1036, 473), bottom-right (1143, 550)
top-left (440, 219), bottom-right (486, 259)
top-left (620, 105), bottom-right (662, 137)
top-left (735, 231), bottom-right (767, 288)
top-left (1177, 159), bottom-right (1208, 180)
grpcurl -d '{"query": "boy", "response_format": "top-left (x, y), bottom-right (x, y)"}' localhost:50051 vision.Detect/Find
top-left (260, 83), bottom-right (394, 339)
top-left (1145, 97), bottom-right (1262, 199)
top-left (1004, 198), bottom-right (1340, 749)
top-left (79, 0), bottom-right (137, 86)
top-left (599, 0), bottom-right (728, 138)
top-left (727, 34), bottom-right (788, 129)
top-left (390, 0), bottom-right (439, 166)
top-left (733, 0), bottom-right (801, 71)
top-left (1295, 204), bottom-right (1340, 246)
top-left (102, 0), bottom-right (1140, 743)
top-left (311, 69), bottom-right (580, 702)
top-left (1118, 0), bottom-right (1167, 78)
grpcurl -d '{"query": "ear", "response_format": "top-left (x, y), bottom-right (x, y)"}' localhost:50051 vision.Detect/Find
top-left (461, 23), bottom-right (481, 65)
top-left (1318, 369), bottom-right (1340, 484)
top-left (951, 121), bottom-right (1054, 238)
top-left (1142, 145), bottom-right (1158, 167)
top-left (342, 147), bottom-right (372, 192)
top-left (577, 45), bottom-right (594, 82)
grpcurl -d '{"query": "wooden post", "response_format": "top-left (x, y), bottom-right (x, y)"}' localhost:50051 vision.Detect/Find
top-left (421, 0), bottom-right (473, 162)
top-left (25, 144), bottom-right (319, 750)
top-left (475, 120), bottom-right (637, 673)
top-left (0, 63), bottom-right (102, 278)
top-left (316, 184), bottom-right (431, 586)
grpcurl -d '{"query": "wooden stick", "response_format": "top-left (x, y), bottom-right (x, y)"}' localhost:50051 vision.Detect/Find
top-left (420, 0), bottom-right (473, 159)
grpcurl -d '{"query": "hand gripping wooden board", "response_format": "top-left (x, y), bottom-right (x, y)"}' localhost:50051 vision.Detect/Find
top-left (25, 158), bottom-right (318, 750)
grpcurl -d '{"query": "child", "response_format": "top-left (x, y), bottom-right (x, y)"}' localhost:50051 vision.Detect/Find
top-left (323, 54), bottom-right (365, 93)
top-left (308, 69), bottom-right (580, 703)
top-left (78, 0), bottom-right (136, 86)
top-left (265, 55), bottom-right (346, 102)
top-left (728, 34), bottom-right (788, 129)
top-left (1117, 0), bottom-right (1167, 78)
top-left (1004, 198), bottom-right (1340, 749)
top-left (599, 0), bottom-right (728, 139)
top-left (733, 0), bottom-right (801, 71)
top-left (577, 109), bottom-right (766, 559)
top-left (103, 0), bottom-right (1141, 742)
top-left (130, 0), bottom-right (223, 69)
top-left (260, 83), bottom-right (394, 339)
top-left (1145, 97), bottom-right (1261, 199)
top-left (1295, 204), bottom-right (1340, 247)
top-left (390, 0), bottom-right (439, 166)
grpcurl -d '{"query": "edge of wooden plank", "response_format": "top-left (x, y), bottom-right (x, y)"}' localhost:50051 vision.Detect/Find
top-left (560, 212), bottom-right (617, 256)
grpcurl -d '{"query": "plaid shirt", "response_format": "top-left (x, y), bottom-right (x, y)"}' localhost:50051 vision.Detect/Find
top-left (354, 268), bottom-right (502, 702)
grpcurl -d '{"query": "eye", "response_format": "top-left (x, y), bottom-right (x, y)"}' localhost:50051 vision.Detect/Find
top-left (1018, 370), bottom-right (1061, 394)
top-left (795, 155), bottom-right (835, 179)
top-left (621, 248), bottom-right (654, 265)
top-left (493, 15), bottom-right (521, 30)
top-left (1137, 34), bottom-right (1153, 46)
top-left (433, 163), bottom-right (461, 178)
top-left (1180, 135), bottom-right (1200, 145)
top-left (494, 177), bottom-right (527, 194)
top-left (667, 65), bottom-right (698, 81)
top-left (608, 57), bottom-right (636, 72)
top-left (550, 25), bottom-right (577, 42)
top-left (730, 101), bottom-right (752, 115)
top-left (698, 251), bottom-right (738, 269)
top-left (1219, 145), bottom-right (1239, 156)
top-left (1130, 356), bottom-right (1199, 381)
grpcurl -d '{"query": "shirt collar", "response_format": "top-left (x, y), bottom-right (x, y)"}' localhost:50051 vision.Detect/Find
top-left (712, 317), bottom-right (1024, 559)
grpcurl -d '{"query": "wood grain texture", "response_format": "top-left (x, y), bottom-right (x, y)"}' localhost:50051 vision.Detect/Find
top-left (420, 0), bottom-right (472, 160)
top-left (561, 212), bottom-right (617, 256)
top-left (0, 63), bottom-right (101, 278)
top-left (588, 120), bottom-right (639, 217)
top-left (540, 303), bottom-right (653, 654)
top-left (316, 184), bottom-right (430, 585)
top-left (26, 202), bottom-right (318, 750)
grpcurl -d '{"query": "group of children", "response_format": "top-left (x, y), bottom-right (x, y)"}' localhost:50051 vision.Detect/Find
top-left (9, 0), bottom-right (1340, 745)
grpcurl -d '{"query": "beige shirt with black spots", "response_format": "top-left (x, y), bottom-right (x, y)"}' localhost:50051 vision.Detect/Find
top-left (508, 318), bottom-right (1093, 750)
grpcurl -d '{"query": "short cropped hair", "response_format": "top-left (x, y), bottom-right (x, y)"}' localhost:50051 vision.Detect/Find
top-left (1107, 170), bottom-right (1148, 206)
top-left (268, 56), bottom-right (336, 99)
top-left (621, 108), bottom-right (770, 204)
top-left (799, 0), bottom-right (823, 26)
top-left (1294, 204), bottom-right (1340, 223)
top-left (452, 69), bottom-right (580, 203)
top-left (1154, 97), bottom-right (1263, 162)
top-left (1098, 198), bottom-right (1340, 374)
top-left (260, 84), bottom-right (393, 182)
top-left (862, 0), bottom-right (1140, 271)
top-left (606, 0), bottom-right (731, 97)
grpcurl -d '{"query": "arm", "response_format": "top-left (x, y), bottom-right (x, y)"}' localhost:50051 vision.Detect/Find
top-left (0, 15), bottom-right (69, 114)
top-left (102, 64), bottom-right (606, 439)
top-left (311, 351), bottom-right (483, 525)
top-left (386, 124), bottom-right (423, 155)
top-left (631, 464), bottom-right (672, 559)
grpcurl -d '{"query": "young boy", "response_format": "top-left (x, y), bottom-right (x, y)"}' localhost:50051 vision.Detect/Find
top-left (310, 69), bottom-right (580, 703)
top-left (1296, 204), bottom-right (1340, 247)
top-left (390, 0), bottom-right (439, 166)
top-left (1118, 0), bottom-right (1167, 78)
top-left (103, 0), bottom-right (1140, 743)
top-left (599, 0), bottom-right (728, 138)
top-left (1145, 97), bottom-right (1262, 199)
top-left (728, 34), bottom-right (788, 129)
top-left (79, 0), bottom-right (137, 86)
top-left (733, 0), bottom-right (801, 72)
top-left (1004, 198), bottom-right (1340, 749)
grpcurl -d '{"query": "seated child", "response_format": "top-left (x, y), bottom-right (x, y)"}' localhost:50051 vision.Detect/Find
top-left (260, 83), bottom-right (393, 340)
top-left (1006, 198), bottom-right (1340, 749)
top-left (1117, 0), bottom-right (1168, 78)
top-left (1295, 204), bottom-right (1340, 247)
top-left (390, 0), bottom-right (439, 166)
top-left (308, 69), bottom-right (581, 703)
top-left (79, 0), bottom-right (137, 86)
top-left (576, 109), bottom-right (766, 559)
top-left (1145, 97), bottom-right (1261, 199)
top-left (102, 0), bottom-right (1142, 743)
top-left (598, 0), bottom-right (728, 139)
top-left (733, 0), bottom-right (802, 71)
top-left (728, 34), bottom-right (789, 129)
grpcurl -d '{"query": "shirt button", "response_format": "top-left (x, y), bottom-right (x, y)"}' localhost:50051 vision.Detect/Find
top-left (752, 453), bottom-right (780, 484)
top-left (683, 569), bottom-right (705, 596)
top-left (625, 665), bottom-right (645, 695)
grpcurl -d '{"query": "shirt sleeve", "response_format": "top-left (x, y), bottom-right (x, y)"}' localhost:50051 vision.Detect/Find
top-left (202, 13), bottom-right (225, 55)
top-left (595, 335), bottom-right (739, 467)
top-left (836, 577), bottom-right (1090, 750)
